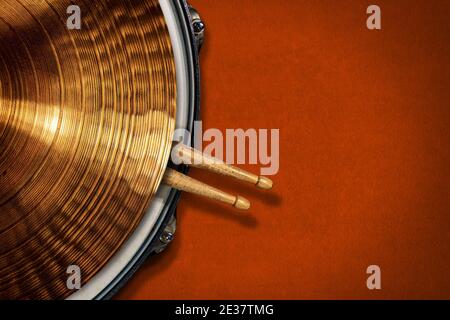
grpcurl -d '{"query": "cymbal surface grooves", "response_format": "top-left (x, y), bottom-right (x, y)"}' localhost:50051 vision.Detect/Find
top-left (0, 0), bottom-right (176, 299)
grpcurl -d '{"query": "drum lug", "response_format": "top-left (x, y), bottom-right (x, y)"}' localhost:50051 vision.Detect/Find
top-left (188, 6), bottom-right (205, 49)
top-left (154, 215), bottom-right (177, 254)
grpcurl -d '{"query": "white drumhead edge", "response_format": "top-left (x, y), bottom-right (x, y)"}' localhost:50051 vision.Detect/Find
top-left (68, 0), bottom-right (191, 300)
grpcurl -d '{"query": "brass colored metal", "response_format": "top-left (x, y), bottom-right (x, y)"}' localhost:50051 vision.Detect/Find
top-left (0, 0), bottom-right (176, 299)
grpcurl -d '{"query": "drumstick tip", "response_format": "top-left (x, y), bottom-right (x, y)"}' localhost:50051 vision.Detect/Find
top-left (234, 196), bottom-right (251, 210)
top-left (256, 176), bottom-right (273, 190)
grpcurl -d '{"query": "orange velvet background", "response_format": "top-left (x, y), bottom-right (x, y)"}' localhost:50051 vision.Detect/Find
top-left (117, 0), bottom-right (450, 299)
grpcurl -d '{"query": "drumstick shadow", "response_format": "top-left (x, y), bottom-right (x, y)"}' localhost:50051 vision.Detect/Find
top-left (180, 192), bottom-right (258, 229)
top-left (219, 177), bottom-right (283, 207)
top-left (186, 168), bottom-right (283, 207)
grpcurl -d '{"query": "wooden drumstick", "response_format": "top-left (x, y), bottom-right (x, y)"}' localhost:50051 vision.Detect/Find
top-left (162, 168), bottom-right (250, 210)
top-left (173, 143), bottom-right (273, 190)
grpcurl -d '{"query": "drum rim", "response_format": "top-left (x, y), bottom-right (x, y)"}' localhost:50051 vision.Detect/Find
top-left (67, 0), bottom-right (201, 300)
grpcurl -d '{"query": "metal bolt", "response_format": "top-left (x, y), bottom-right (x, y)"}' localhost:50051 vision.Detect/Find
top-left (193, 20), bottom-right (205, 34)
top-left (160, 231), bottom-right (174, 244)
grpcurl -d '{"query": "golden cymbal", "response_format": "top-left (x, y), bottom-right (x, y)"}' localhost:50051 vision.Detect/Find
top-left (0, 0), bottom-right (176, 299)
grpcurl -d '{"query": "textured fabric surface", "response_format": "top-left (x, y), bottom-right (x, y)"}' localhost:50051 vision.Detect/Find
top-left (118, 0), bottom-right (450, 299)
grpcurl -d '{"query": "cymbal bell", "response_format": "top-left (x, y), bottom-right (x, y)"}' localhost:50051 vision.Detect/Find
top-left (0, 0), bottom-right (176, 299)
